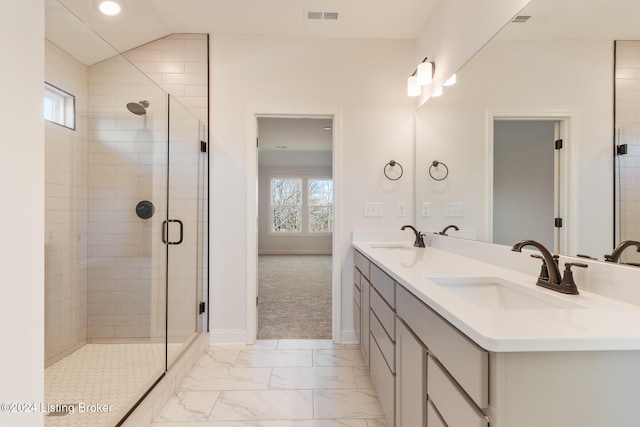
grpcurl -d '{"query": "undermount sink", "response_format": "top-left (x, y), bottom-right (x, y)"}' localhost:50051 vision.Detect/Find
top-left (429, 276), bottom-right (586, 310)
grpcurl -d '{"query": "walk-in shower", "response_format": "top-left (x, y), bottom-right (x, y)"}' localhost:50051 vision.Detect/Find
top-left (44, 1), bottom-right (209, 425)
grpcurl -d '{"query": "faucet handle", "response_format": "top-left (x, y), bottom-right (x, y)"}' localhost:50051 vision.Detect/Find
top-left (530, 254), bottom-right (549, 281)
top-left (560, 262), bottom-right (588, 294)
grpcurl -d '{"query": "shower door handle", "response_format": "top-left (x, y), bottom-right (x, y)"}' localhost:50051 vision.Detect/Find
top-left (162, 219), bottom-right (184, 245)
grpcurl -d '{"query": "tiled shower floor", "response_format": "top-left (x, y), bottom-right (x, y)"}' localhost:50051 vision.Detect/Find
top-left (151, 340), bottom-right (388, 426)
top-left (44, 343), bottom-right (182, 426)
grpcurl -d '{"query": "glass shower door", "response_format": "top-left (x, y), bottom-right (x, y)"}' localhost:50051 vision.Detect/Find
top-left (166, 95), bottom-right (208, 364)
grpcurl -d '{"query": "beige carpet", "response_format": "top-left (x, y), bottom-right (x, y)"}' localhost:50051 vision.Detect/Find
top-left (258, 255), bottom-right (332, 339)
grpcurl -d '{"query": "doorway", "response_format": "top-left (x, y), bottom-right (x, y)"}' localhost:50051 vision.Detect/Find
top-left (491, 117), bottom-right (571, 253)
top-left (256, 116), bottom-right (334, 339)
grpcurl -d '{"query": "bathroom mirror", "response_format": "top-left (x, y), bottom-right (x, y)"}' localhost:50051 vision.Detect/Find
top-left (415, 0), bottom-right (640, 261)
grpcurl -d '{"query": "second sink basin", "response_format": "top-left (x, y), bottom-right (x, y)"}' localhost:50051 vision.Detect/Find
top-left (429, 276), bottom-right (586, 310)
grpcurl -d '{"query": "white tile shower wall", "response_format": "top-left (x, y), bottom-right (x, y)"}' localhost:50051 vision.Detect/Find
top-left (123, 34), bottom-right (208, 125)
top-left (86, 34), bottom-right (208, 343)
top-left (615, 41), bottom-right (640, 264)
top-left (44, 40), bottom-right (89, 366)
top-left (87, 53), bottom-right (169, 342)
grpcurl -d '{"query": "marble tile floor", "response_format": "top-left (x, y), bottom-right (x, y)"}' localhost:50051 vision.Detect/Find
top-left (152, 339), bottom-right (388, 427)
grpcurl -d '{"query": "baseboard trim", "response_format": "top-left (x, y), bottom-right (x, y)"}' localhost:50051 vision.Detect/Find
top-left (258, 250), bottom-right (333, 255)
top-left (340, 329), bottom-right (359, 345)
top-left (210, 329), bottom-right (250, 345)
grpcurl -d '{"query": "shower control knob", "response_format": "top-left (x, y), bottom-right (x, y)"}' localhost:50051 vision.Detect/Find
top-left (136, 200), bottom-right (155, 219)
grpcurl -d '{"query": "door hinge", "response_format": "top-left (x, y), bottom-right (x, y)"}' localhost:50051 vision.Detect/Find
top-left (200, 140), bottom-right (207, 153)
top-left (554, 139), bottom-right (563, 149)
top-left (256, 296), bottom-right (259, 307)
top-left (199, 301), bottom-right (206, 314)
top-left (617, 144), bottom-right (628, 155)
top-left (554, 218), bottom-right (563, 228)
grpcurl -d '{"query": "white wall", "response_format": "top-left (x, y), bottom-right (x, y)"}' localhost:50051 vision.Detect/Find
top-left (0, 1), bottom-right (44, 426)
top-left (209, 35), bottom-right (416, 343)
top-left (413, 0), bottom-right (530, 100)
top-left (416, 39), bottom-right (614, 258)
top-left (44, 40), bottom-right (89, 366)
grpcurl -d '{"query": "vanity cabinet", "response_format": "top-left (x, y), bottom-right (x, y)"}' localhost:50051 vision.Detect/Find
top-left (355, 244), bottom-right (640, 427)
top-left (369, 261), bottom-right (397, 427)
top-left (355, 250), bottom-right (397, 426)
top-left (395, 319), bottom-right (425, 427)
top-left (354, 250), bottom-right (370, 367)
top-left (396, 284), bottom-right (489, 426)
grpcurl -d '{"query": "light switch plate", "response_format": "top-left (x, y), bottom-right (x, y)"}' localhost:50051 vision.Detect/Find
top-left (421, 202), bottom-right (431, 217)
top-left (364, 202), bottom-right (384, 217)
top-left (398, 202), bottom-right (407, 217)
top-left (444, 202), bottom-right (464, 218)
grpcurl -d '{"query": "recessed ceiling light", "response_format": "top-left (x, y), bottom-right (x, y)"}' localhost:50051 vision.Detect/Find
top-left (98, 0), bottom-right (122, 16)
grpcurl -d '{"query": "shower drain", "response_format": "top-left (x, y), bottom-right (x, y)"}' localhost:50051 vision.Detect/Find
top-left (46, 403), bottom-right (78, 416)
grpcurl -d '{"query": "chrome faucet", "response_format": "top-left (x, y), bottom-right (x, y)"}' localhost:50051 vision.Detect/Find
top-left (438, 224), bottom-right (459, 236)
top-left (604, 240), bottom-right (640, 264)
top-left (401, 225), bottom-right (426, 247)
top-left (511, 239), bottom-right (587, 295)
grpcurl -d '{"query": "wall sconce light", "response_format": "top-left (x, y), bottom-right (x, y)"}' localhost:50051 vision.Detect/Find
top-left (407, 74), bottom-right (421, 97)
top-left (417, 60), bottom-right (434, 86)
top-left (407, 57), bottom-right (436, 97)
top-left (443, 74), bottom-right (457, 87)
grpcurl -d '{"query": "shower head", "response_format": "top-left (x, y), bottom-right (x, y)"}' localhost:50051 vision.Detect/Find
top-left (126, 100), bottom-right (149, 115)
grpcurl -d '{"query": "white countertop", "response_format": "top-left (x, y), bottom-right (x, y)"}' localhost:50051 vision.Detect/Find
top-left (353, 241), bottom-right (640, 352)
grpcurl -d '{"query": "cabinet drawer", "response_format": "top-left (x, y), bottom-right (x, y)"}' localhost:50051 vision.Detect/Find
top-left (396, 285), bottom-right (488, 408)
top-left (427, 355), bottom-right (488, 427)
top-left (370, 287), bottom-right (395, 340)
top-left (370, 334), bottom-right (395, 426)
top-left (370, 263), bottom-right (395, 307)
top-left (354, 282), bottom-right (361, 308)
top-left (360, 279), bottom-right (371, 368)
top-left (370, 311), bottom-right (395, 373)
top-left (354, 267), bottom-right (361, 290)
top-left (355, 250), bottom-right (370, 280)
top-left (426, 400), bottom-right (446, 427)
top-left (354, 300), bottom-right (361, 343)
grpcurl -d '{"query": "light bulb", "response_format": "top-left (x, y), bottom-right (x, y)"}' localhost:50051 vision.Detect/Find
top-left (98, 1), bottom-right (122, 16)
top-left (407, 76), bottom-right (421, 97)
top-left (417, 61), bottom-right (433, 86)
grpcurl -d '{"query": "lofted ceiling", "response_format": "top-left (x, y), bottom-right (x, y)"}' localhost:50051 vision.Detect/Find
top-left (56, 0), bottom-right (441, 55)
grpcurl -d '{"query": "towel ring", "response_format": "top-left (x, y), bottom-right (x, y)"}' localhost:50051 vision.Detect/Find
top-left (384, 160), bottom-right (403, 181)
top-left (429, 160), bottom-right (449, 181)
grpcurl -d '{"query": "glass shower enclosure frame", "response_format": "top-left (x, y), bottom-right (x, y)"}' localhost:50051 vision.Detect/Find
top-left (44, 1), bottom-right (209, 424)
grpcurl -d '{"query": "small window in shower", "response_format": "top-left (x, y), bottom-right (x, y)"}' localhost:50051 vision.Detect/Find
top-left (44, 82), bottom-right (75, 130)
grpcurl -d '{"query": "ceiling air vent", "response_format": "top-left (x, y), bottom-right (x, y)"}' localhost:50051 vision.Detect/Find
top-left (305, 10), bottom-right (340, 21)
top-left (512, 15), bottom-right (531, 23)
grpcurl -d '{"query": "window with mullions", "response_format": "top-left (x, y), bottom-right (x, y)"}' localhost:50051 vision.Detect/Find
top-left (308, 179), bottom-right (333, 233)
top-left (271, 178), bottom-right (302, 232)
top-left (270, 177), bottom-right (333, 234)
top-left (44, 82), bottom-right (75, 130)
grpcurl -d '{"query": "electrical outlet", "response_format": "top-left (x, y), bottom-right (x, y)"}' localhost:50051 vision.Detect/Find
top-left (421, 202), bottom-right (431, 217)
top-left (364, 202), bottom-right (384, 217)
top-left (444, 202), bottom-right (464, 218)
top-left (398, 202), bottom-right (407, 217)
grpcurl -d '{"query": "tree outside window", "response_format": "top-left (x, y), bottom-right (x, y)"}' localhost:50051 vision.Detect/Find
top-left (271, 178), bottom-right (302, 232)
top-left (308, 179), bottom-right (333, 232)
top-left (270, 177), bottom-right (333, 234)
